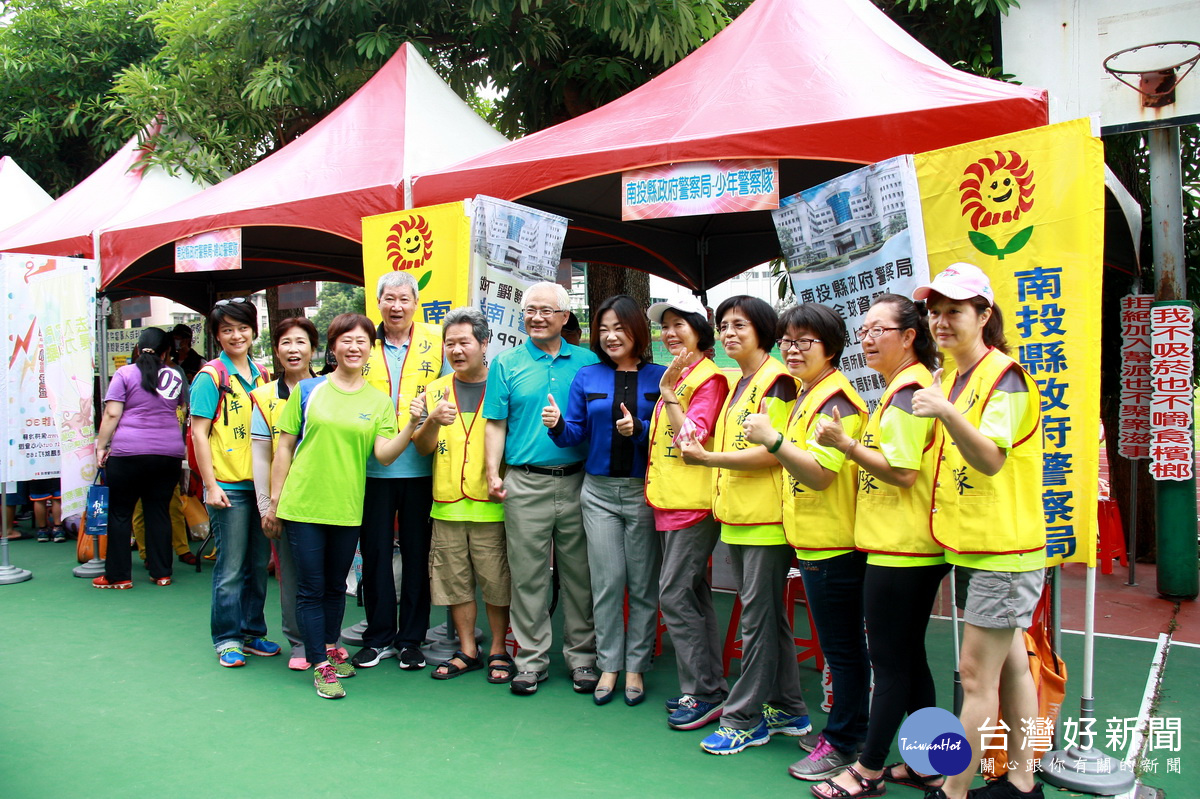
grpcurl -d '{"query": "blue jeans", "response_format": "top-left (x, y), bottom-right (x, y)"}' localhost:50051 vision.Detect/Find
top-left (286, 521), bottom-right (360, 663)
top-left (209, 489), bottom-right (270, 649)
top-left (799, 550), bottom-right (870, 753)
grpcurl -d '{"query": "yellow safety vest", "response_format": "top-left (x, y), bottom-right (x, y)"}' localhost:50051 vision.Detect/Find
top-left (426, 374), bottom-right (490, 503)
top-left (249, 381), bottom-right (286, 453)
top-left (363, 322), bottom-right (444, 414)
top-left (782, 370), bottom-right (866, 551)
top-left (854, 363), bottom-right (942, 557)
top-left (196, 360), bottom-right (267, 484)
top-left (930, 348), bottom-right (1045, 555)
top-left (645, 358), bottom-right (724, 511)
top-left (713, 357), bottom-right (791, 526)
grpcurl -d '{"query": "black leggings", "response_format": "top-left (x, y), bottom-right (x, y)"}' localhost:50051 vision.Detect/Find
top-left (860, 561), bottom-right (951, 770)
top-left (105, 454), bottom-right (181, 582)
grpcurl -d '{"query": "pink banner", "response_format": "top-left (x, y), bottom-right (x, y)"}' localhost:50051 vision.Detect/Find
top-left (175, 228), bottom-right (242, 273)
top-left (621, 159), bottom-right (778, 221)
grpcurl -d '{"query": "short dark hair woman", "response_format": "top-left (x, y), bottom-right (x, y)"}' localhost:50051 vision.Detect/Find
top-left (94, 328), bottom-right (188, 588)
top-left (546, 294), bottom-right (666, 706)
top-left (678, 295), bottom-right (811, 752)
top-left (263, 313), bottom-right (424, 699)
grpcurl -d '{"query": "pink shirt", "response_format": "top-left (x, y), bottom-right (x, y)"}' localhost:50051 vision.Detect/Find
top-left (653, 362), bottom-right (730, 531)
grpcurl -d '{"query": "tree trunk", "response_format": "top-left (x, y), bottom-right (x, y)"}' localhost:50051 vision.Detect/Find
top-left (585, 263), bottom-right (652, 356)
top-left (264, 286), bottom-right (305, 377)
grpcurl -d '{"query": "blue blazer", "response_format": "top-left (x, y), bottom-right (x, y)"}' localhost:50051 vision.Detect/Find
top-left (549, 361), bottom-right (666, 478)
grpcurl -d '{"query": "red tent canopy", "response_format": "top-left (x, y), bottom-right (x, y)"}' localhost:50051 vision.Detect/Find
top-left (412, 0), bottom-right (1048, 291)
top-left (0, 120), bottom-right (203, 259)
top-left (99, 43), bottom-right (506, 310)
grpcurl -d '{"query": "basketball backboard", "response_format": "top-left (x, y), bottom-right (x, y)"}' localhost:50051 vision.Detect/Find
top-left (1001, 1), bottom-right (1199, 134)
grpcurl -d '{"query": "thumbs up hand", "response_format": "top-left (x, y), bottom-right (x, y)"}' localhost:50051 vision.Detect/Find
top-left (815, 403), bottom-right (852, 450)
top-left (911, 368), bottom-right (949, 419)
top-left (742, 399), bottom-right (778, 448)
top-left (542, 392), bottom-right (561, 428)
top-left (616, 402), bottom-right (635, 437)
top-left (408, 391), bottom-right (427, 426)
top-left (430, 395), bottom-right (457, 426)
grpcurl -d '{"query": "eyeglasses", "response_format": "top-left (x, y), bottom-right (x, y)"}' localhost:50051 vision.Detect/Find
top-left (777, 337), bottom-right (820, 352)
top-left (523, 307), bottom-right (566, 318)
top-left (717, 321), bottom-right (751, 334)
top-left (214, 297), bottom-right (250, 307)
top-left (855, 326), bottom-right (901, 342)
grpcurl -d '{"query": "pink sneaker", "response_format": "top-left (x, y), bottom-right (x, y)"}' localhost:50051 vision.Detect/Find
top-left (288, 655), bottom-right (311, 671)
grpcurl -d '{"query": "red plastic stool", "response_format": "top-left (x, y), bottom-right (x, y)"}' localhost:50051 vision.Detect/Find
top-left (723, 567), bottom-right (824, 676)
top-left (1097, 498), bottom-right (1128, 575)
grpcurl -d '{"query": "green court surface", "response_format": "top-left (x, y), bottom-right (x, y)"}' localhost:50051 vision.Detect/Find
top-left (0, 538), bottom-right (1187, 799)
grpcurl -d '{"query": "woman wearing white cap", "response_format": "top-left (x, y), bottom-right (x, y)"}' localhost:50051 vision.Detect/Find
top-left (910, 262), bottom-right (1047, 799)
top-left (644, 295), bottom-right (731, 729)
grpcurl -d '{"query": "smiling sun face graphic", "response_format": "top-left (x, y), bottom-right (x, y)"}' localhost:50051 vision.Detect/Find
top-left (959, 150), bottom-right (1035, 231)
top-left (386, 215), bottom-right (434, 271)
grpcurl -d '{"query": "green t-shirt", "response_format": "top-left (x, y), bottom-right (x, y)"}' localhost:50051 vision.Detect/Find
top-left (276, 377), bottom-right (398, 526)
top-left (945, 378), bottom-right (1044, 572)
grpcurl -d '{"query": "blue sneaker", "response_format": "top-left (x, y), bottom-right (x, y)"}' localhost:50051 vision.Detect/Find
top-left (700, 720), bottom-right (770, 754)
top-left (243, 636), bottom-right (281, 657)
top-left (217, 644), bottom-right (246, 668)
top-left (669, 696), bottom-right (724, 730)
top-left (761, 704), bottom-right (812, 736)
top-left (665, 694), bottom-right (685, 713)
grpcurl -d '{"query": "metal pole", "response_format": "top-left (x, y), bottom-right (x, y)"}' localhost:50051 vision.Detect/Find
top-left (0, 483), bottom-right (33, 584)
top-left (1126, 462), bottom-right (1138, 586)
top-left (1149, 126), bottom-right (1199, 599)
top-left (1041, 565), bottom-right (1134, 793)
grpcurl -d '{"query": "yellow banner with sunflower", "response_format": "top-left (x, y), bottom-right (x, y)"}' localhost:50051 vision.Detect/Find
top-left (362, 202), bottom-right (472, 328)
top-left (915, 118), bottom-right (1104, 567)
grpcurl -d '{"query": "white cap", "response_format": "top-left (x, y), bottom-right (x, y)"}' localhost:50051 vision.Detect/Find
top-left (912, 262), bottom-right (994, 306)
top-left (647, 294), bottom-right (708, 325)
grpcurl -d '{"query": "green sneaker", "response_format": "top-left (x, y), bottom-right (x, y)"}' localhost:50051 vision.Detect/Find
top-left (314, 664), bottom-right (345, 699)
top-left (326, 647), bottom-right (356, 679)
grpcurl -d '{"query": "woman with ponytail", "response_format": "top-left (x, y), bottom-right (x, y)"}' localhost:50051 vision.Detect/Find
top-left (94, 328), bottom-right (189, 589)
top-left (809, 294), bottom-right (949, 798)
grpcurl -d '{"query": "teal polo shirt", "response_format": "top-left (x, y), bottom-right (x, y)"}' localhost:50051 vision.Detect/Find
top-left (483, 338), bottom-right (599, 467)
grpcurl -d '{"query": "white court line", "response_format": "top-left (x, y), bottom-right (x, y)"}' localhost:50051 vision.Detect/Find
top-left (928, 614), bottom-right (1200, 649)
top-left (1112, 632), bottom-right (1172, 799)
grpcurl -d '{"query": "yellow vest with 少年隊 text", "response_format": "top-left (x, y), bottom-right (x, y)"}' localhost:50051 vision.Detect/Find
top-left (712, 357), bottom-right (791, 526)
top-left (930, 348), bottom-right (1045, 555)
top-left (363, 321), bottom-right (444, 414)
top-left (782, 369), bottom-right (866, 551)
top-left (645, 357), bottom-right (724, 511)
top-left (197, 361), bottom-right (267, 484)
top-left (853, 363), bottom-right (942, 557)
top-left (426, 374), bottom-right (490, 503)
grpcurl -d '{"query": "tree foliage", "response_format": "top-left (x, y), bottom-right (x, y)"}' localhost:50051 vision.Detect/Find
top-left (311, 281), bottom-right (366, 348)
top-left (0, 0), bottom-right (160, 195)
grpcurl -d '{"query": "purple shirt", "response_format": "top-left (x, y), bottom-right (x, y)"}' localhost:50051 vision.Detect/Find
top-left (105, 364), bottom-right (187, 458)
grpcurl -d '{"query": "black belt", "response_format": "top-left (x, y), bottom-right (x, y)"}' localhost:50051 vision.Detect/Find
top-left (519, 463), bottom-right (583, 477)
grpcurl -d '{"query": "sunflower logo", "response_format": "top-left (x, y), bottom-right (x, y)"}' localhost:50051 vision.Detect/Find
top-left (959, 150), bottom-right (1035, 260)
top-left (386, 214), bottom-right (434, 276)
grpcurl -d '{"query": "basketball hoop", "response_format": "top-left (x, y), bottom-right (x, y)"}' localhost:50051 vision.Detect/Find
top-left (1103, 40), bottom-right (1200, 108)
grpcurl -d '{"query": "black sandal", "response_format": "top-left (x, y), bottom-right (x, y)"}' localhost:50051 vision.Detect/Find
top-left (810, 766), bottom-right (886, 799)
top-left (431, 650), bottom-right (483, 680)
top-left (486, 653), bottom-right (516, 684)
top-left (883, 761), bottom-right (944, 790)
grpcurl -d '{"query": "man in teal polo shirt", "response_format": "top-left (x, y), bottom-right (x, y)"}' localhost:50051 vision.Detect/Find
top-left (484, 282), bottom-right (600, 696)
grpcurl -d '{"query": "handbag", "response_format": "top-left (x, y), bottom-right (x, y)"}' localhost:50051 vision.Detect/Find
top-left (77, 472), bottom-right (111, 563)
top-left (180, 493), bottom-right (210, 541)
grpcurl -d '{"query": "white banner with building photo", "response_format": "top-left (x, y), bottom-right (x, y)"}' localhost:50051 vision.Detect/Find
top-left (471, 197), bottom-right (570, 361)
top-left (772, 156), bottom-right (929, 407)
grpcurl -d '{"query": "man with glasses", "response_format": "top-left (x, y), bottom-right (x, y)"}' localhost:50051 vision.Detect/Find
top-left (351, 271), bottom-right (447, 671)
top-left (483, 281), bottom-right (601, 696)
